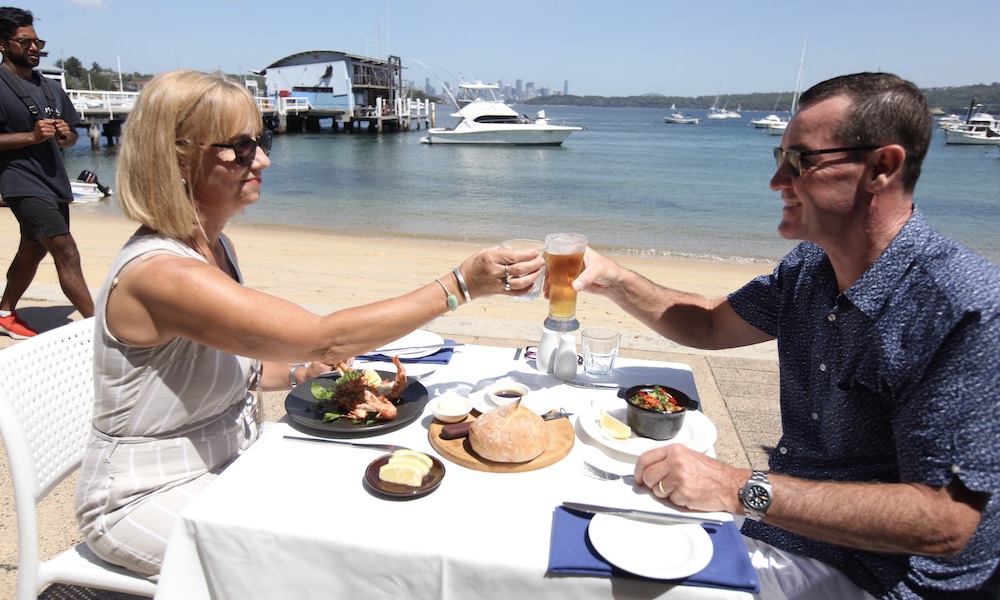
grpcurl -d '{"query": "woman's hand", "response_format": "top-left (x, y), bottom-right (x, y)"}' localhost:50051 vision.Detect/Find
top-left (458, 246), bottom-right (546, 300)
top-left (303, 361), bottom-right (336, 380)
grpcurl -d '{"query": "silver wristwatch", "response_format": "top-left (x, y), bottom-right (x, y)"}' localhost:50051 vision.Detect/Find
top-left (739, 470), bottom-right (773, 520)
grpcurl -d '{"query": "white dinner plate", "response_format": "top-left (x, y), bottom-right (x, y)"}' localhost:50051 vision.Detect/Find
top-left (375, 330), bottom-right (445, 359)
top-left (580, 398), bottom-right (718, 456)
top-left (587, 513), bottom-right (713, 580)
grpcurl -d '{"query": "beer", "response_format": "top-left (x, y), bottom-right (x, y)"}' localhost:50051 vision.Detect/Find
top-left (543, 233), bottom-right (588, 331)
top-left (546, 251), bottom-right (585, 318)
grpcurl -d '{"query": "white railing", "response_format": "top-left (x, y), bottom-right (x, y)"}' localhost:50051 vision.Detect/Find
top-left (66, 89), bottom-right (140, 115)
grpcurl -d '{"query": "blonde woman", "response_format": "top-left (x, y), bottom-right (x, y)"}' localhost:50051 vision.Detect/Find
top-left (75, 70), bottom-right (544, 577)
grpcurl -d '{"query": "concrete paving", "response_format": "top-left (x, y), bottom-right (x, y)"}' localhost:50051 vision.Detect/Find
top-left (0, 291), bottom-right (781, 598)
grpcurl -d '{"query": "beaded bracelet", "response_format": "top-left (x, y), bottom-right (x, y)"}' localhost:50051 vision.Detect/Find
top-left (435, 278), bottom-right (459, 311)
top-left (452, 268), bottom-right (472, 304)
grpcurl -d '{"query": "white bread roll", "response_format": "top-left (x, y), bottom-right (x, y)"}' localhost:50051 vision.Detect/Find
top-left (469, 400), bottom-right (550, 463)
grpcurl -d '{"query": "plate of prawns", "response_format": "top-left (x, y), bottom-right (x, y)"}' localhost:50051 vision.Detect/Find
top-left (285, 357), bottom-right (429, 437)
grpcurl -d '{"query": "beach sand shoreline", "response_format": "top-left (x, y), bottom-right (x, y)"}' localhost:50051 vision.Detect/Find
top-left (1, 210), bottom-right (778, 358)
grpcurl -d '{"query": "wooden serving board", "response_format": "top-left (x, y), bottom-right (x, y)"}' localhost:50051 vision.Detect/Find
top-left (428, 412), bottom-right (575, 473)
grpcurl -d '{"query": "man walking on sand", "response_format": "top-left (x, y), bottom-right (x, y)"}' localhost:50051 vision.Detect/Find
top-left (0, 6), bottom-right (93, 339)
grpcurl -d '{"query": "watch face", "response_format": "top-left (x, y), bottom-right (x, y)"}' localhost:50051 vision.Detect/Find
top-left (745, 485), bottom-right (771, 509)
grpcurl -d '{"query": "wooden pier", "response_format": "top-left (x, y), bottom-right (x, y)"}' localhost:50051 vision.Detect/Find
top-left (66, 89), bottom-right (435, 148)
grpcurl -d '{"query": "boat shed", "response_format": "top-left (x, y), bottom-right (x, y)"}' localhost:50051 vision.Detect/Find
top-left (257, 50), bottom-right (409, 132)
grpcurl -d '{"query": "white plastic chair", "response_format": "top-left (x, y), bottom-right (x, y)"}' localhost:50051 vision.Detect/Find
top-left (0, 317), bottom-right (157, 599)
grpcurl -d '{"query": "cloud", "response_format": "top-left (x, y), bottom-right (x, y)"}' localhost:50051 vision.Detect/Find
top-left (69, 0), bottom-right (109, 8)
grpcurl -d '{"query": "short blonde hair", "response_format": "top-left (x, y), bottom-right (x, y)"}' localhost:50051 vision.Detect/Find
top-left (116, 70), bottom-right (263, 239)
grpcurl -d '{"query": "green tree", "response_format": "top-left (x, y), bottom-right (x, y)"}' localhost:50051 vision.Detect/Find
top-left (63, 56), bottom-right (84, 79)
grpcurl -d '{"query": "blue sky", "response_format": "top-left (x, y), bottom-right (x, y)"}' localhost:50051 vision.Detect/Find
top-left (38, 0), bottom-right (996, 97)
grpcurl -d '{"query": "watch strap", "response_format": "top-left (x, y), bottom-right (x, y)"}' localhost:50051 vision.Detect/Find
top-left (740, 470), bottom-right (772, 520)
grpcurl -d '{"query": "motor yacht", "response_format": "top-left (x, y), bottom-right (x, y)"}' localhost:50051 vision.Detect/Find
top-left (943, 113), bottom-right (1000, 145)
top-left (421, 82), bottom-right (582, 145)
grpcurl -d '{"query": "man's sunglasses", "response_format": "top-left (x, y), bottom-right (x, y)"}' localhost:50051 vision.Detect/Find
top-left (7, 38), bottom-right (45, 49)
top-left (211, 130), bottom-right (272, 166)
top-left (773, 145), bottom-right (879, 177)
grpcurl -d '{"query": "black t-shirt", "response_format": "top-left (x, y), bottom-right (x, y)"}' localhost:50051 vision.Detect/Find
top-left (0, 70), bottom-right (79, 201)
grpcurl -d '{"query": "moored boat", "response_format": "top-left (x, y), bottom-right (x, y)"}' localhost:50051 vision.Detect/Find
top-left (944, 114), bottom-right (1000, 145)
top-left (421, 81), bottom-right (582, 145)
top-left (944, 97), bottom-right (1000, 145)
top-left (751, 114), bottom-right (785, 129)
top-left (70, 170), bottom-right (112, 203)
top-left (664, 112), bottom-right (699, 124)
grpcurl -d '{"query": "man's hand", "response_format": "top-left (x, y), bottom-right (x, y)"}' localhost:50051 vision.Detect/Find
top-left (33, 118), bottom-right (60, 142)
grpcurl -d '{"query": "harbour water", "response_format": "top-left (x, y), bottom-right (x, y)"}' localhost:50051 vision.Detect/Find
top-left (61, 105), bottom-right (1000, 265)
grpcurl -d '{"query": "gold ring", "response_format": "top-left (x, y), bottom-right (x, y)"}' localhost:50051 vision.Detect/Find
top-left (657, 480), bottom-right (666, 495)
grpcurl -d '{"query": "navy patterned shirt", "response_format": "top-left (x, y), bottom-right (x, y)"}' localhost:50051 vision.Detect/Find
top-left (728, 209), bottom-right (1000, 599)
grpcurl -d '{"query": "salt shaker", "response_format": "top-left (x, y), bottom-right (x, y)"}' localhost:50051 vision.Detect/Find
top-left (536, 327), bottom-right (559, 373)
top-left (554, 333), bottom-right (578, 380)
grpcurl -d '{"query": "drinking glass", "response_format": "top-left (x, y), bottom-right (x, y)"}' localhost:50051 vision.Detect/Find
top-left (582, 328), bottom-right (621, 378)
top-left (499, 239), bottom-right (547, 301)
top-left (543, 233), bottom-right (587, 331)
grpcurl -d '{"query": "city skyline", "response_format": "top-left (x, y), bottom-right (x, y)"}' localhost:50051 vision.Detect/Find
top-left (42, 0), bottom-right (996, 98)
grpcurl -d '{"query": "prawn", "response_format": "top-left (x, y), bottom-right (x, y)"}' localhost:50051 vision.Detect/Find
top-left (329, 357), bottom-right (407, 421)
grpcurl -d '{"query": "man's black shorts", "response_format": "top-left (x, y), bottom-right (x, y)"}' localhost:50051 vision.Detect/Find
top-left (5, 196), bottom-right (71, 240)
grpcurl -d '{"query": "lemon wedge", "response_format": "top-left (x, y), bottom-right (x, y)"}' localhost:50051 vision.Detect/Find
top-left (378, 463), bottom-right (425, 487)
top-left (599, 409), bottom-right (631, 440)
top-left (386, 456), bottom-right (430, 477)
top-left (362, 369), bottom-right (382, 386)
top-left (391, 449), bottom-right (433, 470)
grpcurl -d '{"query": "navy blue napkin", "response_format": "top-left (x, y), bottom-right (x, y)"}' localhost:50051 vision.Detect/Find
top-left (358, 340), bottom-right (456, 364)
top-left (548, 506), bottom-right (759, 593)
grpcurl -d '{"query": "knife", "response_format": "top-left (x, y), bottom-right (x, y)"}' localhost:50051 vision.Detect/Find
top-left (563, 380), bottom-right (620, 390)
top-left (282, 436), bottom-right (408, 452)
top-left (562, 501), bottom-right (725, 527)
top-left (439, 410), bottom-right (572, 440)
top-left (367, 342), bottom-right (464, 355)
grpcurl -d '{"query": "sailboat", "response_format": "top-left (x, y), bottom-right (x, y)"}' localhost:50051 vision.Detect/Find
top-left (707, 92), bottom-right (728, 119)
top-left (767, 36), bottom-right (807, 136)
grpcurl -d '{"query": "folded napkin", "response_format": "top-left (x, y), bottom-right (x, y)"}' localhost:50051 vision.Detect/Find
top-left (358, 340), bottom-right (456, 365)
top-left (548, 506), bottom-right (759, 593)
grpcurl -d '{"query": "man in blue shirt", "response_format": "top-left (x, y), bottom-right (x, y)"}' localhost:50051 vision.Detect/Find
top-left (574, 72), bottom-right (999, 598)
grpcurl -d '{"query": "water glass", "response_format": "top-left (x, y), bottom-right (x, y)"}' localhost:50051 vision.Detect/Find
top-left (582, 328), bottom-right (620, 378)
top-left (499, 239), bottom-right (547, 301)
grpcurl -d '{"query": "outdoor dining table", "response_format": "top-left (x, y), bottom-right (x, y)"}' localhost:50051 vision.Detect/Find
top-left (155, 342), bottom-right (756, 599)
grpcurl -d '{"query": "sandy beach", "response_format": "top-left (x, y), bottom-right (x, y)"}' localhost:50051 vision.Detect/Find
top-left (2, 211), bottom-right (775, 346)
top-left (0, 209), bottom-right (781, 598)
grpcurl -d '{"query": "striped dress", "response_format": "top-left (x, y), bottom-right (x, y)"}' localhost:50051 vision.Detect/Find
top-left (75, 233), bottom-right (261, 578)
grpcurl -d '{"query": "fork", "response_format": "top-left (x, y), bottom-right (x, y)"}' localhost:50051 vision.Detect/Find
top-left (582, 461), bottom-right (635, 484)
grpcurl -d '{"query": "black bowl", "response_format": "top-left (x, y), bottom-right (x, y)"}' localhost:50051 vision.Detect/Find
top-left (618, 385), bottom-right (698, 440)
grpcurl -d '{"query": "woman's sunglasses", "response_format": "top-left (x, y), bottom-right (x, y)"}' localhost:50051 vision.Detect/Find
top-left (773, 145), bottom-right (879, 177)
top-left (211, 130), bottom-right (272, 166)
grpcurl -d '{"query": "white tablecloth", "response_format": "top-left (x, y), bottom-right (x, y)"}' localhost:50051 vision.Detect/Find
top-left (155, 344), bottom-right (751, 600)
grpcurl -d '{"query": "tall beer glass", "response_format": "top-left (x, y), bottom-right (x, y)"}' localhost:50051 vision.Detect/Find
top-left (543, 233), bottom-right (587, 331)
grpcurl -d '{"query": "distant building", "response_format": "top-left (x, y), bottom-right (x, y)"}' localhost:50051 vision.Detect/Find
top-left (256, 50), bottom-right (401, 112)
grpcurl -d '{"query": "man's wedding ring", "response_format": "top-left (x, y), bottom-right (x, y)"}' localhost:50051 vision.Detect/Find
top-left (504, 264), bottom-right (512, 291)
top-left (657, 480), bottom-right (667, 495)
